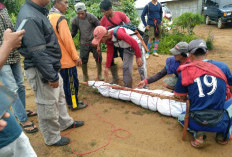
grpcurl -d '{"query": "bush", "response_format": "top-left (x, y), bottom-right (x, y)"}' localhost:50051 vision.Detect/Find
top-left (206, 30), bottom-right (214, 50)
top-left (173, 12), bottom-right (204, 35)
top-left (158, 32), bottom-right (197, 54)
top-left (3, 0), bottom-right (22, 14)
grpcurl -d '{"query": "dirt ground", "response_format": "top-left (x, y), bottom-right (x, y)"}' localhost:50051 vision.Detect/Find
top-left (24, 24), bottom-right (232, 157)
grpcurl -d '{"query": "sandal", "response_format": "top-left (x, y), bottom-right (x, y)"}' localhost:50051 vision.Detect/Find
top-left (20, 122), bottom-right (38, 133)
top-left (191, 133), bottom-right (207, 148)
top-left (26, 110), bottom-right (37, 117)
top-left (216, 133), bottom-right (229, 145)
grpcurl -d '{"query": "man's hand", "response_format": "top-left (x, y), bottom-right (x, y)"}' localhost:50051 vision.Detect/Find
top-left (97, 45), bottom-right (101, 54)
top-left (76, 59), bottom-right (82, 66)
top-left (137, 80), bottom-right (146, 88)
top-left (48, 81), bottom-right (59, 88)
top-left (3, 29), bottom-right (25, 50)
top-left (104, 68), bottom-right (109, 77)
top-left (145, 25), bottom-right (150, 30)
top-left (136, 58), bottom-right (143, 67)
top-left (0, 112), bottom-right (10, 131)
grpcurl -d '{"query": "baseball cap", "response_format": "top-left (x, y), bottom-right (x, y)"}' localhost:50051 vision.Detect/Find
top-left (92, 26), bottom-right (107, 46)
top-left (74, 2), bottom-right (86, 12)
top-left (188, 39), bottom-right (207, 54)
top-left (170, 42), bottom-right (189, 55)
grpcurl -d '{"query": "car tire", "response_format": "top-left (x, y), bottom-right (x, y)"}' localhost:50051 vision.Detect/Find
top-left (218, 18), bottom-right (224, 29)
top-left (205, 16), bottom-right (211, 25)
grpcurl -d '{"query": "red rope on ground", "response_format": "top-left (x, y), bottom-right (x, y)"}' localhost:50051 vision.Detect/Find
top-left (61, 99), bottom-right (131, 156)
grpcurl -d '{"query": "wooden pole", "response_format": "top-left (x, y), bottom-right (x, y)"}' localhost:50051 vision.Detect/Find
top-left (182, 99), bottom-right (190, 141)
top-left (135, 30), bottom-right (150, 52)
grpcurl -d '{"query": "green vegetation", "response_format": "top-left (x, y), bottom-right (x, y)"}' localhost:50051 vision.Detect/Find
top-left (8, 1), bottom-right (211, 53)
top-left (173, 12), bottom-right (204, 35)
top-left (90, 141), bottom-right (97, 147)
top-left (158, 12), bottom-right (205, 54)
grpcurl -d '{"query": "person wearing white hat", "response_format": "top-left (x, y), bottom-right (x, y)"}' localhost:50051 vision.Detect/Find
top-left (71, 2), bottom-right (104, 82)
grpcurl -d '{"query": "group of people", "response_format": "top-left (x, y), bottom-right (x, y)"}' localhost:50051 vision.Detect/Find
top-left (0, 0), bottom-right (232, 156)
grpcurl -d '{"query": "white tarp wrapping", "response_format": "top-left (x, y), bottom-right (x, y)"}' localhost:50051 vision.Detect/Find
top-left (88, 81), bottom-right (186, 118)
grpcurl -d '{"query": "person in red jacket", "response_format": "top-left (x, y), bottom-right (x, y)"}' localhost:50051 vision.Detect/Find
top-left (92, 26), bottom-right (143, 88)
top-left (99, 0), bottom-right (131, 84)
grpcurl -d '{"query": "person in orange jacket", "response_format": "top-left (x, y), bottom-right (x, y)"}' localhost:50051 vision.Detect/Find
top-left (48, 0), bottom-right (87, 110)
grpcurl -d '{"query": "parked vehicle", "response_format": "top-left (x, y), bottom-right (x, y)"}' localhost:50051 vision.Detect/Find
top-left (204, 0), bottom-right (232, 29)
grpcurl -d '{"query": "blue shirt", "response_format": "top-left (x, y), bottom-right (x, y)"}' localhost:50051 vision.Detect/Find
top-left (165, 56), bottom-right (179, 75)
top-left (174, 60), bottom-right (231, 111)
top-left (141, 2), bottom-right (163, 26)
top-left (0, 111), bottom-right (22, 149)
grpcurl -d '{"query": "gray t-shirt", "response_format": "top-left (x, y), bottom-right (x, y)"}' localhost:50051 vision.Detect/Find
top-left (71, 12), bottom-right (99, 44)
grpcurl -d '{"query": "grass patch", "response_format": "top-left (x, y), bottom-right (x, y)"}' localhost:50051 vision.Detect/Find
top-left (124, 111), bottom-right (129, 114)
top-left (104, 109), bottom-right (108, 113)
top-left (62, 145), bottom-right (72, 153)
top-left (90, 141), bottom-right (97, 147)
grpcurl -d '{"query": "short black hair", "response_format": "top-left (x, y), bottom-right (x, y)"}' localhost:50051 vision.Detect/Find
top-left (51, 0), bottom-right (62, 6)
top-left (193, 48), bottom-right (206, 57)
top-left (100, 0), bottom-right (112, 11)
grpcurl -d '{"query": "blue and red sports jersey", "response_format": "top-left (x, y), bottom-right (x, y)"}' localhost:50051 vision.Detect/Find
top-left (174, 60), bottom-right (231, 111)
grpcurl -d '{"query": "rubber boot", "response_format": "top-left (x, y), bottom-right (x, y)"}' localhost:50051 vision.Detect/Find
top-left (82, 64), bottom-right (88, 82)
top-left (110, 65), bottom-right (119, 84)
top-left (97, 63), bottom-right (104, 81)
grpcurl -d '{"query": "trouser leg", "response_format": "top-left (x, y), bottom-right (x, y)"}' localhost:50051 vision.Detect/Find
top-left (60, 67), bottom-right (79, 109)
top-left (0, 64), bottom-right (28, 123)
top-left (25, 68), bottom-right (72, 145)
top-left (122, 51), bottom-right (133, 88)
top-left (80, 44), bottom-right (90, 81)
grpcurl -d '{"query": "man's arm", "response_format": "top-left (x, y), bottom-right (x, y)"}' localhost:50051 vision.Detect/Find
top-left (159, 3), bottom-right (163, 21)
top-left (137, 67), bottom-right (167, 88)
top-left (147, 67), bottom-right (167, 84)
top-left (58, 19), bottom-right (80, 64)
top-left (105, 42), bottom-right (114, 68)
top-left (0, 29), bottom-right (25, 69)
top-left (71, 17), bottom-right (79, 38)
top-left (22, 19), bottom-right (59, 82)
top-left (117, 28), bottom-right (141, 58)
top-left (90, 13), bottom-right (100, 27)
top-left (174, 73), bottom-right (188, 99)
top-left (141, 4), bottom-right (148, 27)
top-left (119, 12), bottom-right (130, 24)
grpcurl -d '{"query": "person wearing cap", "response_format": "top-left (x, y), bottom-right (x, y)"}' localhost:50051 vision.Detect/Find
top-left (71, 2), bottom-right (103, 82)
top-left (99, 0), bottom-right (131, 84)
top-left (92, 26), bottom-right (144, 88)
top-left (137, 42), bottom-right (190, 89)
top-left (48, 0), bottom-right (87, 111)
top-left (174, 39), bottom-right (232, 148)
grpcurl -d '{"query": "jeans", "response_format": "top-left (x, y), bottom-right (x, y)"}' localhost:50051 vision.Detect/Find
top-left (0, 62), bottom-right (28, 122)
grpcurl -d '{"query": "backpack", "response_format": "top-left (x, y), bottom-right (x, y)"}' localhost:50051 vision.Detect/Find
top-left (110, 25), bottom-right (140, 49)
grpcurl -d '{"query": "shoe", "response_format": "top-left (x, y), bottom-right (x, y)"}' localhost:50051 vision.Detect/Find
top-left (66, 121), bottom-right (84, 130)
top-left (145, 54), bottom-right (150, 59)
top-left (68, 101), bottom-right (87, 111)
top-left (52, 137), bottom-right (70, 146)
top-left (153, 53), bottom-right (159, 57)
